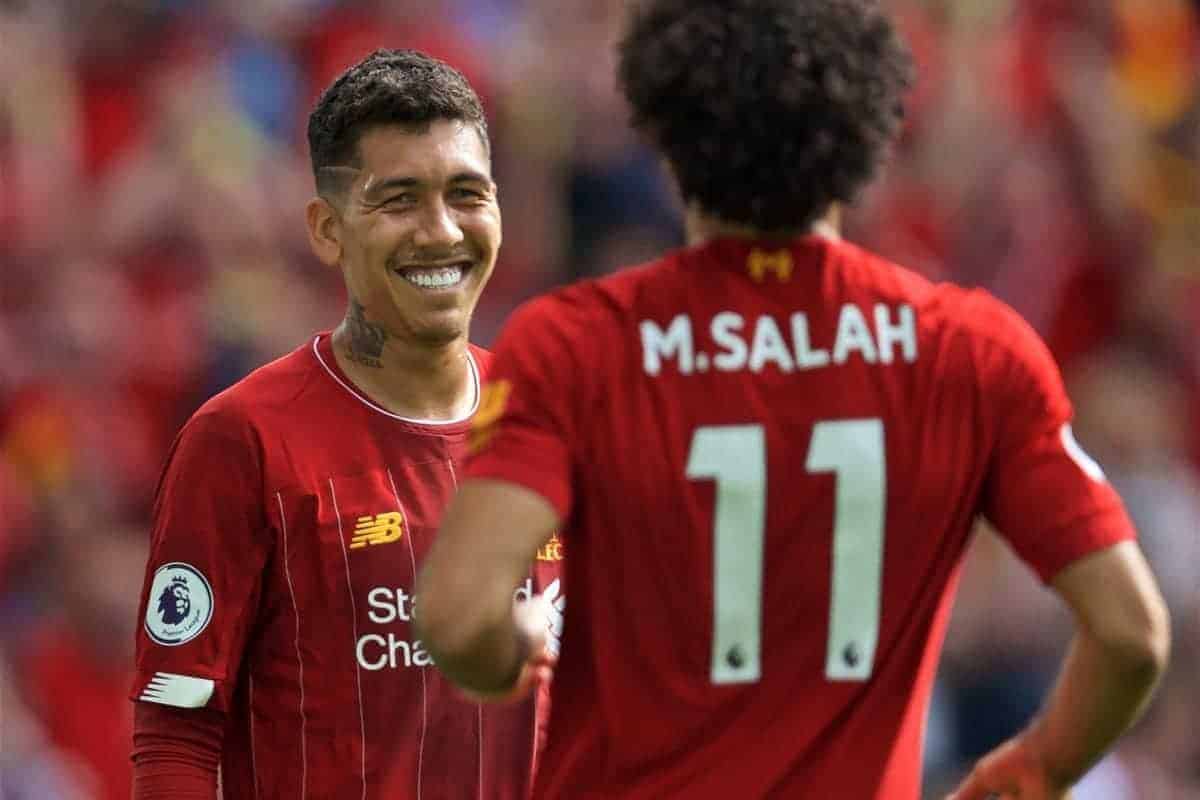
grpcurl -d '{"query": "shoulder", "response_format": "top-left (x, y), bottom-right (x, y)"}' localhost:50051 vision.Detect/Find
top-left (925, 283), bottom-right (1055, 370)
top-left (918, 282), bottom-right (1065, 416)
top-left (831, 239), bottom-right (942, 307)
top-left (831, 239), bottom-right (1048, 364)
top-left (183, 339), bottom-right (324, 445)
top-left (832, 241), bottom-right (1061, 394)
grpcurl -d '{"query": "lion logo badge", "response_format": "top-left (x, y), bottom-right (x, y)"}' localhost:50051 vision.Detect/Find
top-left (144, 563), bottom-right (213, 646)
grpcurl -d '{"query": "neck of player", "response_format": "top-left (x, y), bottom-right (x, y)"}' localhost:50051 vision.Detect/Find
top-left (331, 318), bottom-right (475, 422)
top-left (684, 204), bottom-right (842, 247)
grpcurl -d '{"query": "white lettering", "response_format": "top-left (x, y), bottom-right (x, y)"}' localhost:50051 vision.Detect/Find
top-left (366, 587), bottom-right (414, 624)
top-left (791, 312), bottom-right (830, 369)
top-left (367, 587), bottom-right (396, 624)
top-left (356, 632), bottom-right (436, 670)
top-left (359, 585), bottom-right (436, 670)
top-left (833, 305), bottom-right (878, 364)
top-left (749, 316), bottom-right (795, 372)
top-left (641, 316), bottom-right (694, 375)
top-left (875, 304), bottom-right (917, 364)
top-left (412, 641), bottom-right (434, 667)
top-left (712, 312), bottom-right (748, 371)
top-left (638, 305), bottom-right (917, 376)
top-left (357, 634), bottom-right (389, 671)
top-left (390, 636), bottom-right (413, 667)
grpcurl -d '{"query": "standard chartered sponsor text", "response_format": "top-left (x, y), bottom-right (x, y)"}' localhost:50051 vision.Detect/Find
top-left (357, 580), bottom-right (536, 670)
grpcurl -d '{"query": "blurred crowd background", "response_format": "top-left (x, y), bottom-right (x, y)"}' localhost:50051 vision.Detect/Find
top-left (1, 0), bottom-right (1197, 797)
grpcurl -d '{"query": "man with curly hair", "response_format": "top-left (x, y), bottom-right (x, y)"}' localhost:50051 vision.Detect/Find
top-left (129, 49), bottom-right (560, 799)
top-left (417, 2), bottom-right (1170, 798)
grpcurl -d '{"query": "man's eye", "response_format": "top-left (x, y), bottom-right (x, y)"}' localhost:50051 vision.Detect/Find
top-left (383, 194), bottom-right (416, 208)
top-left (450, 188), bottom-right (485, 201)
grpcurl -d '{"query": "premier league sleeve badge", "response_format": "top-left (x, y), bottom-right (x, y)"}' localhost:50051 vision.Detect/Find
top-left (144, 562), bottom-right (214, 646)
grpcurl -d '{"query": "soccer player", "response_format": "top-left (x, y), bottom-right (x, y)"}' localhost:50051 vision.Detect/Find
top-left (130, 50), bottom-right (561, 799)
top-left (414, 2), bottom-right (1171, 798)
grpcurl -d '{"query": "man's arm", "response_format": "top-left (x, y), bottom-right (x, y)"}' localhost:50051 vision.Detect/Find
top-left (950, 541), bottom-right (1170, 800)
top-left (132, 703), bottom-right (224, 799)
top-left (416, 478), bottom-right (560, 697)
top-left (421, 294), bottom-right (584, 698)
top-left (1030, 541), bottom-right (1169, 780)
top-left (129, 407), bottom-right (270, 792)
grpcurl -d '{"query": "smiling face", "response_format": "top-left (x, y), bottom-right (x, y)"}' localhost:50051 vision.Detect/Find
top-left (312, 120), bottom-right (501, 348)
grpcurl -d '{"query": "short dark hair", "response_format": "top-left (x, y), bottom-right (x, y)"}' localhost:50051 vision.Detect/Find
top-left (618, 0), bottom-right (913, 232)
top-left (307, 49), bottom-right (488, 198)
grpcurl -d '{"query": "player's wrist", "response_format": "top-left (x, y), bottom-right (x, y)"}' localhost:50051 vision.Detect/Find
top-left (501, 630), bottom-right (535, 688)
top-left (1017, 720), bottom-right (1077, 791)
top-left (458, 636), bottom-right (540, 704)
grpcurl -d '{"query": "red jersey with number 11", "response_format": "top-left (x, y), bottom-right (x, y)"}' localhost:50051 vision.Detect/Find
top-left (465, 235), bottom-right (1135, 799)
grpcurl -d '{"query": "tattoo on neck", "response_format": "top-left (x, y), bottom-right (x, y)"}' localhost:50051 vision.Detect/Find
top-left (343, 300), bottom-right (387, 368)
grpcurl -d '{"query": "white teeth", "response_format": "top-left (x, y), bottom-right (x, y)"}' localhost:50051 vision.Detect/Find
top-left (401, 266), bottom-right (464, 289)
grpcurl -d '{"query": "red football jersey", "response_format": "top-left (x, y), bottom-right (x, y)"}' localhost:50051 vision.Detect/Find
top-left (131, 333), bottom-right (560, 799)
top-left (466, 236), bottom-right (1135, 799)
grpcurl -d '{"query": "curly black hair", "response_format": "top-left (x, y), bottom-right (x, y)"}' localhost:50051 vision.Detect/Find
top-left (618, 0), bottom-right (913, 233)
top-left (307, 49), bottom-right (488, 199)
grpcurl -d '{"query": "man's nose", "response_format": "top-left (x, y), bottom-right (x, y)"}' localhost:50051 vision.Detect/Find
top-left (412, 198), bottom-right (465, 250)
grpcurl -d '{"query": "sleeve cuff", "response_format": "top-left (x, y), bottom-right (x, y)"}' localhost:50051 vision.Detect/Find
top-left (465, 457), bottom-right (572, 521)
top-left (1028, 511), bottom-right (1137, 584)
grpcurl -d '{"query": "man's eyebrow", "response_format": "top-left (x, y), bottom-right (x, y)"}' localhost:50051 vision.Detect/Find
top-left (363, 177), bottom-right (421, 198)
top-left (360, 172), bottom-right (495, 201)
top-left (448, 171), bottom-right (493, 185)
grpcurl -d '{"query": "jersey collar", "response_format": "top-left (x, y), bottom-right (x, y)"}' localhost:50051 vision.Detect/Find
top-left (311, 333), bottom-right (480, 427)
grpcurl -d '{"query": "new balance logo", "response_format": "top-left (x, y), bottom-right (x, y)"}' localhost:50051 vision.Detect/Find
top-left (350, 512), bottom-right (405, 549)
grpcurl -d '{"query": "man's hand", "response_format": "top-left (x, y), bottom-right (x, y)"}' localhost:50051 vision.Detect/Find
top-left (458, 592), bottom-right (558, 705)
top-left (948, 736), bottom-right (1073, 800)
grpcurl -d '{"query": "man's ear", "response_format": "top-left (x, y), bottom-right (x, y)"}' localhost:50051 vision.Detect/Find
top-left (306, 196), bottom-right (343, 268)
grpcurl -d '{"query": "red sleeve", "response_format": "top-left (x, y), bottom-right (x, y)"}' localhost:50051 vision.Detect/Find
top-left (465, 295), bottom-right (584, 518)
top-left (132, 702), bottom-right (224, 799)
top-left (130, 404), bottom-right (272, 712)
top-left (975, 294), bottom-right (1136, 582)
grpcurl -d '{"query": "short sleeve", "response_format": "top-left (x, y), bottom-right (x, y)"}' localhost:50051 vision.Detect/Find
top-left (976, 296), bottom-right (1135, 582)
top-left (465, 296), bottom-right (582, 519)
top-left (131, 406), bottom-right (272, 711)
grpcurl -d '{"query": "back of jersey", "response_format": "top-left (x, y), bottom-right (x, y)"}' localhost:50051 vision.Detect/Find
top-left (467, 234), bottom-right (1133, 799)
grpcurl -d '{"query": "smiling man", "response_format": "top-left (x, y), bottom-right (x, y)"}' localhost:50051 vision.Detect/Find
top-left (129, 50), bottom-right (559, 799)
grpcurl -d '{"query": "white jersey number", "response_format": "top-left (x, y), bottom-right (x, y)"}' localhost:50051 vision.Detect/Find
top-left (686, 420), bottom-right (886, 685)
